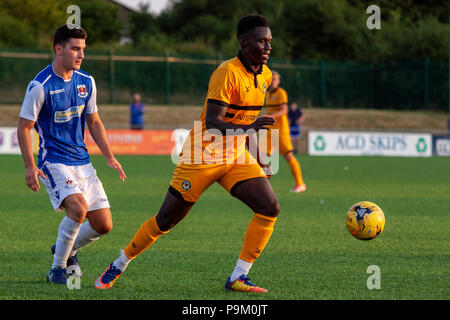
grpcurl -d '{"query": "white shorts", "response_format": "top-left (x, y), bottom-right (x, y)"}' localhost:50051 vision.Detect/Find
top-left (40, 162), bottom-right (110, 212)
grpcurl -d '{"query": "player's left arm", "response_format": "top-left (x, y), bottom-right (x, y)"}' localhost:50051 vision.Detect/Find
top-left (86, 112), bottom-right (126, 182)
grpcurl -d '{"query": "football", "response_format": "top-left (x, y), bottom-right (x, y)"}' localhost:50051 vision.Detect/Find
top-left (346, 201), bottom-right (385, 240)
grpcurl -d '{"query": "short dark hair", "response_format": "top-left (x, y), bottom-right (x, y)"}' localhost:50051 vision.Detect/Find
top-left (53, 25), bottom-right (87, 51)
top-left (237, 14), bottom-right (269, 39)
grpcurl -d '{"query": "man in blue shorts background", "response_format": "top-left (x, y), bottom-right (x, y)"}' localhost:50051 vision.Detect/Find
top-left (130, 93), bottom-right (145, 130)
top-left (287, 101), bottom-right (304, 154)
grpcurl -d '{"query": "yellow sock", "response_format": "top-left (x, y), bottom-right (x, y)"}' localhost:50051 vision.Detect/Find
top-left (239, 213), bottom-right (277, 263)
top-left (288, 157), bottom-right (304, 186)
top-left (124, 215), bottom-right (169, 259)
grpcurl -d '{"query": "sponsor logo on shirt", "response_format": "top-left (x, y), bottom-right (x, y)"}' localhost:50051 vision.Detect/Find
top-left (50, 88), bottom-right (65, 95)
top-left (235, 114), bottom-right (256, 121)
top-left (54, 105), bottom-right (85, 123)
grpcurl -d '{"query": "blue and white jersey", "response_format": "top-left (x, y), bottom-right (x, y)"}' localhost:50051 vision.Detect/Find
top-left (20, 64), bottom-right (98, 167)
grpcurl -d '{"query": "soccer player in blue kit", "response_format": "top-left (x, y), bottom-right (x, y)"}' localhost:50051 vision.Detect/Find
top-left (17, 25), bottom-right (126, 284)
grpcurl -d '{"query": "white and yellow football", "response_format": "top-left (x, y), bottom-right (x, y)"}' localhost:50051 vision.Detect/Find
top-left (346, 201), bottom-right (385, 240)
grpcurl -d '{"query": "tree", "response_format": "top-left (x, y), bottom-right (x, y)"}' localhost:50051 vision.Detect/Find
top-left (68, 0), bottom-right (122, 46)
top-left (0, 0), bottom-right (67, 48)
top-left (128, 3), bottom-right (158, 47)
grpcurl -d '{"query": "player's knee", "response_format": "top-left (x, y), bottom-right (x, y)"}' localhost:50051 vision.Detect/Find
top-left (156, 218), bottom-right (169, 232)
top-left (156, 192), bottom-right (193, 232)
top-left (259, 198), bottom-right (281, 218)
top-left (155, 215), bottom-right (177, 232)
top-left (284, 151), bottom-right (293, 161)
top-left (272, 199), bottom-right (281, 217)
top-left (65, 201), bottom-right (88, 223)
top-left (95, 221), bottom-right (113, 235)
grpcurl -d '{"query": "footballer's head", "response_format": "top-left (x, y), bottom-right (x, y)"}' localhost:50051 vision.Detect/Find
top-left (270, 70), bottom-right (280, 90)
top-left (133, 93), bottom-right (141, 103)
top-left (237, 14), bottom-right (272, 65)
top-left (53, 25), bottom-right (87, 71)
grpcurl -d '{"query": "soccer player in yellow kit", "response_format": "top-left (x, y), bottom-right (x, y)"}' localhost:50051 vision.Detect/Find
top-left (95, 14), bottom-right (279, 293)
top-left (262, 71), bottom-right (306, 193)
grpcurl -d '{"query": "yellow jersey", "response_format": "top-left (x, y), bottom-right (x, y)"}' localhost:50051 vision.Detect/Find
top-left (179, 54), bottom-right (272, 164)
top-left (265, 87), bottom-right (289, 131)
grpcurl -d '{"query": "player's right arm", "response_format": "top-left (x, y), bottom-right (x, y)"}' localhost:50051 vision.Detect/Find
top-left (205, 101), bottom-right (274, 134)
top-left (17, 80), bottom-right (47, 192)
top-left (17, 118), bottom-right (47, 192)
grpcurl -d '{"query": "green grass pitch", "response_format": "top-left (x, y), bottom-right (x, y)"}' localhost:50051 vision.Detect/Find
top-left (0, 154), bottom-right (449, 300)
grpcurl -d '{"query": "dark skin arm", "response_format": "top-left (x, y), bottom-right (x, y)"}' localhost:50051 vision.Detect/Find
top-left (205, 101), bottom-right (275, 134)
top-left (206, 100), bottom-right (274, 176)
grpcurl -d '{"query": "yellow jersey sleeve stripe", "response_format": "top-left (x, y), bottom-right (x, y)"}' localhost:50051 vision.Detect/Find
top-left (228, 104), bottom-right (263, 111)
top-left (207, 99), bottom-right (263, 111)
top-left (207, 98), bottom-right (228, 107)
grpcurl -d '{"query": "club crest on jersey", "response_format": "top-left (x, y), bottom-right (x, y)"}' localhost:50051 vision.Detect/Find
top-left (262, 83), bottom-right (267, 94)
top-left (182, 180), bottom-right (191, 191)
top-left (77, 84), bottom-right (88, 98)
